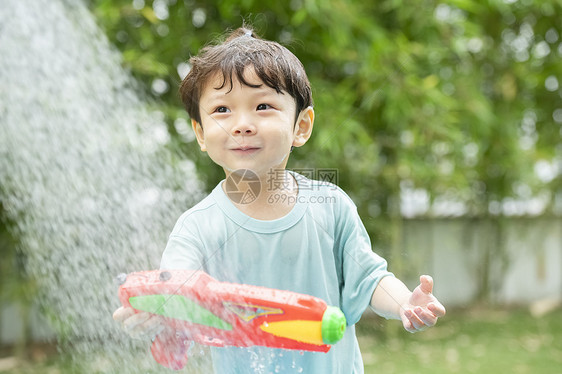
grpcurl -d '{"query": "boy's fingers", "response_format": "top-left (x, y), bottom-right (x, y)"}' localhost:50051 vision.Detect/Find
top-left (404, 309), bottom-right (425, 332)
top-left (143, 315), bottom-right (166, 336)
top-left (127, 314), bottom-right (166, 339)
top-left (414, 307), bottom-right (438, 327)
top-left (419, 275), bottom-right (433, 294)
top-left (428, 302), bottom-right (446, 317)
top-left (403, 305), bottom-right (445, 333)
top-left (114, 307), bottom-right (167, 340)
top-left (113, 306), bottom-right (135, 323)
top-left (122, 311), bottom-right (151, 332)
top-left (129, 320), bottom-right (165, 340)
top-left (401, 311), bottom-right (416, 333)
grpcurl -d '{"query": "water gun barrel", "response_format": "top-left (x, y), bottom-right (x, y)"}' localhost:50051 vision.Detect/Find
top-left (118, 270), bottom-right (346, 370)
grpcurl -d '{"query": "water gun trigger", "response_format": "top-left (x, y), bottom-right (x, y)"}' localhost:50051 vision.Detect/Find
top-left (150, 329), bottom-right (189, 370)
top-left (150, 330), bottom-right (226, 370)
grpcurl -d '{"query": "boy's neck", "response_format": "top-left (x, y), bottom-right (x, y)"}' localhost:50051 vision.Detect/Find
top-left (222, 169), bottom-right (298, 221)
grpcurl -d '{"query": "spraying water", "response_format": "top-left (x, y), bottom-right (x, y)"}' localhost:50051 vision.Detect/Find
top-left (0, 0), bottom-right (210, 372)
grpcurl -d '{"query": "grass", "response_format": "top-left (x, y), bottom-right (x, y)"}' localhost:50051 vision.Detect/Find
top-left (356, 307), bottom-right (562, 374)
top-left (1, 307), bottom-right (561, 373)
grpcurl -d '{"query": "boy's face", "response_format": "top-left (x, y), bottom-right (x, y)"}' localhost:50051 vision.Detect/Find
top-left (192, 67), bottom-right (313, 178)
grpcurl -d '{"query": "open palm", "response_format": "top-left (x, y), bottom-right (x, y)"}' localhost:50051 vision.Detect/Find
top-left (400, 275), bottom-right (446, 333)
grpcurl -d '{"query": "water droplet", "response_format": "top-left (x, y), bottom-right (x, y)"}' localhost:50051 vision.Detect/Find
top-left (115, 273), bottom-right (127, 285)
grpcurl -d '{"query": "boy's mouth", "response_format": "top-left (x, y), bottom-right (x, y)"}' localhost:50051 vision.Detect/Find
top-left (231, 145), bottom-right (261, 154)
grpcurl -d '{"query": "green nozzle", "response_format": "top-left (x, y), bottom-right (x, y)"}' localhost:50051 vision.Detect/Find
top-left (321, 306), bottom-right (346, 345)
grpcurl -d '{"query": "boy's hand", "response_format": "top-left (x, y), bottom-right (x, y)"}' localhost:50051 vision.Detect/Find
top-left (400, 275), bottom-right (446, 333)
top-left (113, 306), bottom-right (166, 340)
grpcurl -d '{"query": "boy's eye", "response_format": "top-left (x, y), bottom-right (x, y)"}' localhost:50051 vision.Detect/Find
top-left (257, 103), bottom-right (272, 110)
top-left (214, 106), bottom-right (230, 113)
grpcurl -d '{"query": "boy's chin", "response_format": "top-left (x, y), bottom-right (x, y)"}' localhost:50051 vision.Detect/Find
top-left (223, 166), bottom-right (288, 178)
top-left (222, 161), bottom-right (289, 176)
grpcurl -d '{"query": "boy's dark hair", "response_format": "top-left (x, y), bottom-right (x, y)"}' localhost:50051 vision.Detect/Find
top-left (179, 27), bottom-right (313, 124)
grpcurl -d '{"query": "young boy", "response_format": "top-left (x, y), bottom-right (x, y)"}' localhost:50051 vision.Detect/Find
top-left (114, 27), bottom-right (445, 373)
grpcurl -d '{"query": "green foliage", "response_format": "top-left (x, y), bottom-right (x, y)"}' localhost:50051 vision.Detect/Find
top-left (88, 0), bottom-right (562, 256)
top-left (0, 200), bottom-right (38, 357)
top-left (0, 203), bottom-right (36, 306)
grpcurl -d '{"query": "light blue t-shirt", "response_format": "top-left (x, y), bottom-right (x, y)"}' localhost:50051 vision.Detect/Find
top-left (160, 172), bottom-right (393, 373)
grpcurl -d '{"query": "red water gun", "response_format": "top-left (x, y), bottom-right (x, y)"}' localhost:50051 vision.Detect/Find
top-left (118, 270), bottom-right (347, 370)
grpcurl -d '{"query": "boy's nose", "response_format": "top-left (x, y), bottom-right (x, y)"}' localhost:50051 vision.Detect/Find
top-left (233, 128), bottom-right (255, 135)
top-left (231, 123), bottom-right (256, 135)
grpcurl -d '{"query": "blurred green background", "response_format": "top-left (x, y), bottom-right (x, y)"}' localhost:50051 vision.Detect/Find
top-left (87, 0), bottom-right (562, 261)
top-left (1, 0), bottom-right (561, 373)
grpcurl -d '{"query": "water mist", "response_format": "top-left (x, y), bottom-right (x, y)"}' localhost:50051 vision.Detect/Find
top-left (0, 1), bottom-right (210, 372)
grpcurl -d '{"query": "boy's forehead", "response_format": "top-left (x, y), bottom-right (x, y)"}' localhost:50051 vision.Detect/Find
top-left (201, 66), bottom-right (276, 96)
top-left (206, 67), bottom-right (263, 91)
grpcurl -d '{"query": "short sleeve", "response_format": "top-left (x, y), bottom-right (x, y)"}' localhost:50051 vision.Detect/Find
top-left (160, 213), bottom-right (204, 271)
top-left (334, 190), bottom-right (394, 325)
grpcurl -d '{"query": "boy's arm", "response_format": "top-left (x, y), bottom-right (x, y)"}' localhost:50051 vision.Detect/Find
top-left (370, 275), bottom-right (446, 333)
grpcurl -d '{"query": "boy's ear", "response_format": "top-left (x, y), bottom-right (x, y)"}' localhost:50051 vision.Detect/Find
top-left (191, 119), bottom-right (207, 152)
top-left (292, 106), bottom-right (314, 148)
